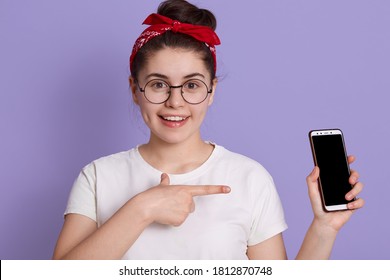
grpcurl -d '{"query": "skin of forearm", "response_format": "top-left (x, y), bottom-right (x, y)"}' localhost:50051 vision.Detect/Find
top-left (295, 219), bottom-right (338, 260)
top-left (60, 196), bottom-right (151, 260)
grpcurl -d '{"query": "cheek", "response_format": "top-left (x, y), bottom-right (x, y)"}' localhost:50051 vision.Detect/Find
top-left (136, 101), bottom-right (155, 123)
top-left (193, 103), bottom-right (210, 120)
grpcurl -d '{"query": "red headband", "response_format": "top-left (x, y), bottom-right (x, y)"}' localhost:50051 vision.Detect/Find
top-left (130, 13), bottom-right (221, 74)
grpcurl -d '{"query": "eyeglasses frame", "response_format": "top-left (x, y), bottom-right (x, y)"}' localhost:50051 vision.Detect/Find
top-left (136, 78), bottom-right (213, 105)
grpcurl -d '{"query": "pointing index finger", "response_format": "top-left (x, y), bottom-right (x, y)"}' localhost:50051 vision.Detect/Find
top-left (188, 185), bottom-right (231, 196)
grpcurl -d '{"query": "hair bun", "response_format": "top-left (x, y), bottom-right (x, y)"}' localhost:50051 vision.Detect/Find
top-left (157, 0), bottom-right (217, 30)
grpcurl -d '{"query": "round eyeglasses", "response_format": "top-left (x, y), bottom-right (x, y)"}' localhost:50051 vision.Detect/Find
top-left (136, 79), bottom-right (213, 105)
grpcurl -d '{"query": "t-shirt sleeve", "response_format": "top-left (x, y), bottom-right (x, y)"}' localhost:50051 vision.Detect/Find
top-left (248, 171), bottom-right (288, 246)
top-left (64, 163), bottom-right (97, 222)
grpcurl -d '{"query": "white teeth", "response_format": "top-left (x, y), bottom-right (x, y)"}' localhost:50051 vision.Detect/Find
top-left (163, 116), bottom-right (187, 121)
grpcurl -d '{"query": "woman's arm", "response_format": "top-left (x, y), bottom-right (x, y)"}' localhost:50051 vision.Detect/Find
top-left (53, 173), bottom-right (230, 259)
top-left (296, 156), bottom-right (365, 259)
top-left (52, 194), bottom-right (151, 260)
top-left (248, 156), bottom-right (364, 260)
top-left (295, 219), bottom-right (337, 259)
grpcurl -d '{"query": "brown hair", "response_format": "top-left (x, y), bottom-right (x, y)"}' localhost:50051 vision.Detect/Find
top-left (131, 0), bottom-right (217, 80)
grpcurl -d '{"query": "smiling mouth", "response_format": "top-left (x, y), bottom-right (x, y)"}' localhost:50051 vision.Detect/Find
top-left (160, 116), bottom-right (189, 122)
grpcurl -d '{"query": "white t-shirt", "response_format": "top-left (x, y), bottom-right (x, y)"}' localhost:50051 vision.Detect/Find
top-left (65, 144), bottom-right (287, 259)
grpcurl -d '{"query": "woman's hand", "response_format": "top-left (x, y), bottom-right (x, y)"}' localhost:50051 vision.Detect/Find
top-left (133, 173), bottom-right (230, 226)
top-left (306, 155), bottom-right (365, 233)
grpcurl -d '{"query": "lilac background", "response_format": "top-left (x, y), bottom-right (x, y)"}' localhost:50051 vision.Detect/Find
top-left (1, 0), bottom-right (389, 260)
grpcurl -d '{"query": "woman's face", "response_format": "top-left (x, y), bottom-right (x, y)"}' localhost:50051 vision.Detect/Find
top-left (130, 47), bottom-right (217, 145)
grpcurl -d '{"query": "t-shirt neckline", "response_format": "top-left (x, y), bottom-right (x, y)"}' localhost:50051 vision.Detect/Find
top-left (133, 141), bottom-right (222, 182)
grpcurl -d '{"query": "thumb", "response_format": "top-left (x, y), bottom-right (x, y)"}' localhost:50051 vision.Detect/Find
top-left (306, 166), bottom-right (323, 213)
top-left (307, 166), bottom-right (319, 183)
top-left (160, 173), bottom-right (170, 185)
top-left (306, 166), bottom-right (320, 196)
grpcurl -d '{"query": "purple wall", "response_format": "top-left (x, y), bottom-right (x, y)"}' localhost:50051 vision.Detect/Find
top-left (1, 0), bottom-right (389, 259)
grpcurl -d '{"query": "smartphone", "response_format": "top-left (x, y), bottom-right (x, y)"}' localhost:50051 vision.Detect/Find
top-left (309, 129), bottom-right (354, 211)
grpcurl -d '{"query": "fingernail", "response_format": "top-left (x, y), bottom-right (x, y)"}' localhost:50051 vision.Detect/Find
top-left (223, 186), bottom-right (231, 193)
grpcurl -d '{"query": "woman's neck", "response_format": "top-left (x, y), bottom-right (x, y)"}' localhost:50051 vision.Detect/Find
top-left (138, 135), bottom-right (214, 174)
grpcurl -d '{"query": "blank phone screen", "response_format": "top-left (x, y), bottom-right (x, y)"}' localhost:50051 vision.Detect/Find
top-left (312, 134), bottom-right (351, 206)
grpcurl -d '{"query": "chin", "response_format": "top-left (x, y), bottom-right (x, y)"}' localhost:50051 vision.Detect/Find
top-left (151, 129), bottom-right (201, 146)
top-left (157, 135), bottom-right (192, 145)
top-left (147, 117), bottom-right (203, 145)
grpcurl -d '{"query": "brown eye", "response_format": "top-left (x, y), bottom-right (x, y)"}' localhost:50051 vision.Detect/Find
top-left (147, 80), bottom-right (169, 92)
top-left (183, 80), bottom-right (202, 92)
top-left (151, 81), bottom-right (167, 89)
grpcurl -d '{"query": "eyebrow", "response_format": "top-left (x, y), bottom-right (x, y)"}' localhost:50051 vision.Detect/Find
top-left (184, 73), bottom-right (206, 79)
top-left (145, 73), bottom-right (169, 80)
top-left (144, 72), bottom-right (206, 81)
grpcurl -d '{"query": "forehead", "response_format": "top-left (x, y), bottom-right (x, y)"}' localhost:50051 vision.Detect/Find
top-left (138, 48), bottom-right (210, 81)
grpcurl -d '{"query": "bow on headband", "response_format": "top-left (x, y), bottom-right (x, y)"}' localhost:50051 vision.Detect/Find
top-left (130, 13), bottom-right (221, 73)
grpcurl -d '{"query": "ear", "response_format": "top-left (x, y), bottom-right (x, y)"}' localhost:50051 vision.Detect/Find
top-left (207, 78), bottom-right (218, 106)
top-left (129, 76), bottom-right (139, 105)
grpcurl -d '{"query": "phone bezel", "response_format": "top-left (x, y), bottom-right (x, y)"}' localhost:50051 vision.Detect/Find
top-left (309, 128), bottom-right (351, 211)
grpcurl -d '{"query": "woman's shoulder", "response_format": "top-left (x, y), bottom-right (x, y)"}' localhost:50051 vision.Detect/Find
top-left (214, 144), bottom-right (272, 179)
top-left (81, 147), bottom-right (139, 172)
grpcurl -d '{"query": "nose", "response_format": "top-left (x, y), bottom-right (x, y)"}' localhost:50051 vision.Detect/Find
top-left (165, 86), bottom-right (185, 108)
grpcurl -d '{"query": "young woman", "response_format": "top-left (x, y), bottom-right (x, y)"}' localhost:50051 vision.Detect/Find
top-left (53, 0), bottom-right (364, 260)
